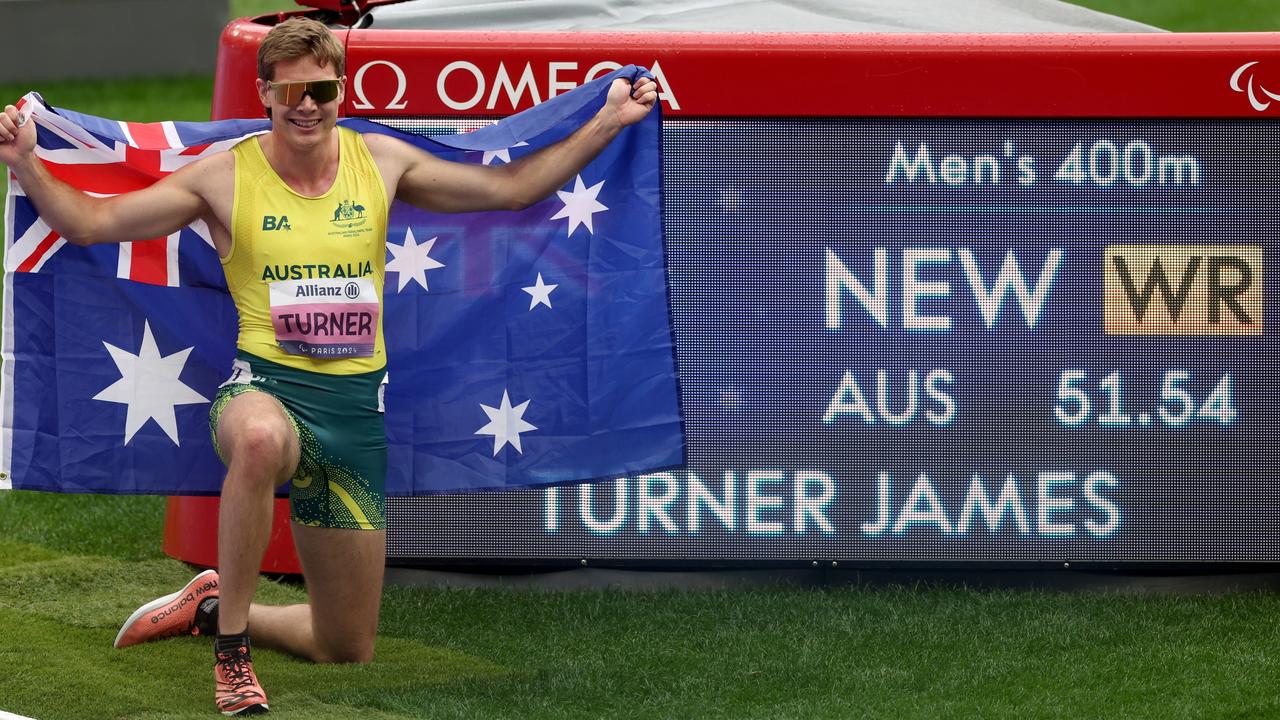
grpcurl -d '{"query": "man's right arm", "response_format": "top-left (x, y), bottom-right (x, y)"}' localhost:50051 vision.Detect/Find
top-left (0, 104), bottom-right (211, 246)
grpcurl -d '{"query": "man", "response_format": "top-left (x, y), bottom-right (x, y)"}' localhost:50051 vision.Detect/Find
top-left (0, 17), bottom-right (657, 716)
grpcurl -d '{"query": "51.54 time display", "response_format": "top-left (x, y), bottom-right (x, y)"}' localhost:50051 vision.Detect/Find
top-left (1053, 370), bottom-right (1236, 428)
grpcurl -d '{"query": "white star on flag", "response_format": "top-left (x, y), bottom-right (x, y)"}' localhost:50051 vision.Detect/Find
top-left (92, 320), bottom-right (208, 445)
top-left (386, 227), bottom-right (445, 292)
top-left (522, 272), bottom-right (558, 310)
top-left (482, 141), bottom-right (529, 165)
top-left (475, 389), bottom-right (537, 455)
top-left (550, 175), bottom-right (607, 236)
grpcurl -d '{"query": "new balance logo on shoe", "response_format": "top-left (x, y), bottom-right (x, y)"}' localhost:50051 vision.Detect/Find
top-left (150, 576), bottom-right (217, 626)
top-left (114, 569), bottom-right (220, 649)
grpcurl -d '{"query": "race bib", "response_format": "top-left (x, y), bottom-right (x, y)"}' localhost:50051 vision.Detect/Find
top-left (269, 277), bottom-right (379, 358)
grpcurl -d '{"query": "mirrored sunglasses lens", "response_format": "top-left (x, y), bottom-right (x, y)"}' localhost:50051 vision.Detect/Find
top-left (272, 83), bottom-right (302, 105)
top-left (273, 81), bottom-right (339, 105)
top-left (307, 80), bottom-right (339, 103)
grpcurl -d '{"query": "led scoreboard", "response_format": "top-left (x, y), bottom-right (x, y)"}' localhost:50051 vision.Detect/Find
top-left (207, 16), bottom-right (1280, 567)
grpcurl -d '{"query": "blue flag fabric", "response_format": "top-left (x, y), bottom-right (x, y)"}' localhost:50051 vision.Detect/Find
top-left (1, 66), bottom-right (684, 495)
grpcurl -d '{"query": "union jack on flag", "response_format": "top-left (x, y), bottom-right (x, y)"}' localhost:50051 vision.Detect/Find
top-left (5, 96), bottom-right (260, 286)
top-left (1, 67), bottom-right (684, 495)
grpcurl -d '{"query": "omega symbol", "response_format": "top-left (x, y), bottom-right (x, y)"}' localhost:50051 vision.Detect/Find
top-left (352, 60), bottom-right (409, 110)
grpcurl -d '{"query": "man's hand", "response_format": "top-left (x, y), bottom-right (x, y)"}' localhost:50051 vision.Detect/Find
top-left (387, 74), bottom-right (660, 214)
top-left (605, 77), bottom-right (659, 128)
top-left (0, 104), bottom-right (36, 168)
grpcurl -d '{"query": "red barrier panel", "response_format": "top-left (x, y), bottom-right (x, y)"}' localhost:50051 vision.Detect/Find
top-left (163, 497), bottom-right (301, 575)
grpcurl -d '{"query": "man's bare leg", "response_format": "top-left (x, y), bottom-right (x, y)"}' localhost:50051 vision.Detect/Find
top-left (246, 525), bottom-right (386, 663)
top-left (214, 390), bottom-right (384, 664)
top-left (215, 392), bottom-right (300, 637)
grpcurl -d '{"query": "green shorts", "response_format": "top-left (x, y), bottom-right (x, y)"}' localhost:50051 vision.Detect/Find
top-left (208, 350), bottom-right (388, 530)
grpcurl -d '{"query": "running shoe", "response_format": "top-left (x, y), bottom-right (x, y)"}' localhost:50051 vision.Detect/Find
top-left (215, 644), bottom-right (269, 716)
top-left (113, 569), bottom-right (220, 649)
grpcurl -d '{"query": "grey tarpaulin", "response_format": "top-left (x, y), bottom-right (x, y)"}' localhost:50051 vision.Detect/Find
top-left (362, 0), bottom-right (1161, 32)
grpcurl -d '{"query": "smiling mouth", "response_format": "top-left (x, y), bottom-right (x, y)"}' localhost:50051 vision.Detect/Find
top-left (289, 118), bottom-right (321, 129)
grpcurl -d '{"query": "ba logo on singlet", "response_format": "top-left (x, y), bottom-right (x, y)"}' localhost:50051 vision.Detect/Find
top-left (262, 215), bottom-right (292, 231)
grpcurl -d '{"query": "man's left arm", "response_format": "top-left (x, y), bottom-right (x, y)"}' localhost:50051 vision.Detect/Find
top-left (376, 76), bottom-right (657, 214)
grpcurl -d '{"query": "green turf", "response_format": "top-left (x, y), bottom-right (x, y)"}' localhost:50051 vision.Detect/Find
top-left (232, 0), bottom-right (305, 21)
top-left (3, 491), bottom-right (1280, 719)
top-left (0, 491), bottom-right (167, 561)
top-left (0, 76), bottom-right (214, 124)
top-left (1066, 0), bottom-right (1280, 31)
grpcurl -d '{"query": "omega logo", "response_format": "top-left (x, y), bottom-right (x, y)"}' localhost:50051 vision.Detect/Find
top-left (352, 60), bottom-right (409, 110)
top-left (436, 60), bottom-right (678, 112)
top-left (350, 58), bottom-right (679, 113)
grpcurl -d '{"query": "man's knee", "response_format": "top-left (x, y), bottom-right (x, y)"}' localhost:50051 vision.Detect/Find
top-left (224, 415), bottom-right (296, 481)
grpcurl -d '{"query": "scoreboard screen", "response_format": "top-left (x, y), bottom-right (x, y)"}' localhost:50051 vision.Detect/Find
top-left (201, 22), bottom-right (1280, 569)
top-left (386, 117), bottom-right (1277, 564)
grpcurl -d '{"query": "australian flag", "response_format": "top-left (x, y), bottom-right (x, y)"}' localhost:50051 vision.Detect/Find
top-left (1, 66), bottom-right (683, 495)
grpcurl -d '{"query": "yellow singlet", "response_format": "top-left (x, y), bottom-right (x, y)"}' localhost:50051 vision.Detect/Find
top-left (226, 127), bottom-right (389, 375)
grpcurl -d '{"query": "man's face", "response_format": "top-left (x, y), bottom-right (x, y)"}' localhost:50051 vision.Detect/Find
top-left (256, 55), bottom-right (345, 148)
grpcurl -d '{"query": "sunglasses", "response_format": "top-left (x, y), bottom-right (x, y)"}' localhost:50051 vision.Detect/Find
top-left (266, 79), bottom-right (341, 106)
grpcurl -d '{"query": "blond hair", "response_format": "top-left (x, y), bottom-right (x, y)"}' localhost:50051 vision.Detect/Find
top-left (257, 17), bottom-right (345, 80)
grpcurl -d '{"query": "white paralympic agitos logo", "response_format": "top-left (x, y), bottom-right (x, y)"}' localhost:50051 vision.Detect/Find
top-left (1229, 61), bottom-right (1280, 111)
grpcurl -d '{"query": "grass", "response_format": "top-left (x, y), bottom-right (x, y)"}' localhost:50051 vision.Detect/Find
top-left (2, 489), bottom-right (1280, 719)
top-left (1067, 0), bottom-right (1280, 31)
top-left (0, 76), bottom-right (215, 125)
top-left (3, 2), bottom-right (1280, 718)
top-left (232, 0), bottom-right (305, 21)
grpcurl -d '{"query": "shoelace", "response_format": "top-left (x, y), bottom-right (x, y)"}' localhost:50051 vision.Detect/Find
top-left (217, 648), bottom-right (258, 691)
